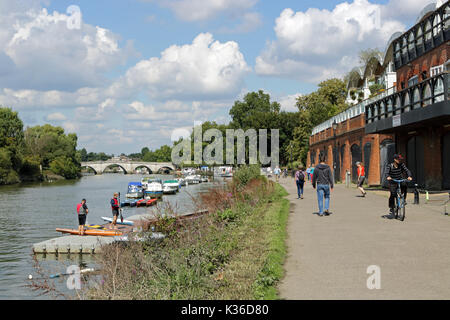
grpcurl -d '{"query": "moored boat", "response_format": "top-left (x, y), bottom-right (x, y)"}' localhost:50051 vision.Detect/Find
top-left (56, 228), bottom-right (123, 237)
top-left (142, 177), bottom-right (163, 199)
top-left (126, 182), bottom-right (143, 199)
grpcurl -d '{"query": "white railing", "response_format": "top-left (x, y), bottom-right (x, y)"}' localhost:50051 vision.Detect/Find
top-left (311, 86), bottom-right (397, 136)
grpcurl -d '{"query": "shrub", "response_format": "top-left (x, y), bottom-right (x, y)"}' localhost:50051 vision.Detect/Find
top-left (49, 156), bottom-right (79, 179)
top-left (233, 165), bottom-right (260, 189)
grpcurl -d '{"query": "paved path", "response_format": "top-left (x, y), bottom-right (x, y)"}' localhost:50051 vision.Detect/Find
top-left (277, 177), bottom-right (450, 299)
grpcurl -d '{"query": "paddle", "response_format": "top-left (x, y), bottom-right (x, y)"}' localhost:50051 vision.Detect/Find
top-left (119, 192), bottom-right (123, 223)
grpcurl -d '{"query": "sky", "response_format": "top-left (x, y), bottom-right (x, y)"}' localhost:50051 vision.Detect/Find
top-left (0, 0), bottom-right (435, 154)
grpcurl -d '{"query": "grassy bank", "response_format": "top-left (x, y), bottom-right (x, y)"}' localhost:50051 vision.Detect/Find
top-left (87, 168), bottom-right (289, 300)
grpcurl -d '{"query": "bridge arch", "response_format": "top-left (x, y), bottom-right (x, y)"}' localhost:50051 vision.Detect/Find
top-left (81, 165), bottom-right (98, 175)
top-left (103, 164), bottom-right (128, 174)
top-left (133, 165), bottom-right (153, 174)
top-left (157, 166), bottom-right (175, 174)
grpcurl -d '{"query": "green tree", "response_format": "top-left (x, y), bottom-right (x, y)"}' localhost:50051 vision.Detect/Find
top-left (292, 78), bottom-right (348, 165)
top-left (0, 107), bottom-right (24, 172)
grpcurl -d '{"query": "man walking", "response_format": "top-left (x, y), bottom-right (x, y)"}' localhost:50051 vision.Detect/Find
top-left (312, 154), bottom-right (334, 216)
top-left (295, 165), bottom-right (306, 199)
top-left (76, 199), bottom-right (88, 235)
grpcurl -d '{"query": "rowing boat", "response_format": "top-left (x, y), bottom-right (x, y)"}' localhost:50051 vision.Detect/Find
top-left (55, 228), bottom-right (123, 236)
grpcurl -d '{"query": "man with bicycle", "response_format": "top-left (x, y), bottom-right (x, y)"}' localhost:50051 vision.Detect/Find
top-left (385, 154), bottom-right (413, 217)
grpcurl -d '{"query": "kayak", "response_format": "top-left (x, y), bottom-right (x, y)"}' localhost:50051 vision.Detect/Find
top-left (101, 217), bottom-right (134, 226)
top-left (56, 228), bottom-right (123, 236)
top-left (146, 199), bottom-right (157, 206)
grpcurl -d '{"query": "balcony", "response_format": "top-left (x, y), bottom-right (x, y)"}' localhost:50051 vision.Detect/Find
top-left (365, 72), bottom-right (450, 134)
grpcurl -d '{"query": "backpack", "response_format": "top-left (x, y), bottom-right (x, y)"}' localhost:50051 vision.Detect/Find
top-left (297, 170), bottom-right (305, 181)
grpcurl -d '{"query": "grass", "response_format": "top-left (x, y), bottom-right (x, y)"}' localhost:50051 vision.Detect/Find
top-left (86, 172), bottom-right (290, 300)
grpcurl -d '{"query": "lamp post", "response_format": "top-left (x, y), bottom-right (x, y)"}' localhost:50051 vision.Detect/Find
top-left (332, 120), bottom-right (338, 183)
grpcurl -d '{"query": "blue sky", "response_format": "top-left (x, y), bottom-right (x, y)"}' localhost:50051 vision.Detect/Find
top-left (0, 0), bottom-right (430, 154)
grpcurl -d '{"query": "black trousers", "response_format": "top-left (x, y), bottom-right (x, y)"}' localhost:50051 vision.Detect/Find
top-left (388, 182), bottom-right (407, 208)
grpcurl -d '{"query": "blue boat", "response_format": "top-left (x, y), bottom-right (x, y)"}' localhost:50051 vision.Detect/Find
top-left (126, 182), bottom-right (143, 199)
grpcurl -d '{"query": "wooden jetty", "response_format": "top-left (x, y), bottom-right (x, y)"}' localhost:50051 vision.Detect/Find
top-left (32, 210), bottom-right (209, 254)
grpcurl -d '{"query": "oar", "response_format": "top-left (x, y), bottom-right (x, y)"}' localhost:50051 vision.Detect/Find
top-left (119, 192), bottom-right (124, 223)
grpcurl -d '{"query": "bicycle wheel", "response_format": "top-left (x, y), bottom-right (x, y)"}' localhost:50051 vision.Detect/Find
top-left (397, 195), bottom-right (405, 221)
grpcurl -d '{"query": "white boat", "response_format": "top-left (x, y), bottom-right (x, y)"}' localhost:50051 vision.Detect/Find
top-left (126, 182), bottom-right (143, 199)
top-left (177, 178), bottom-right (186, 186)
top-left (162, 184), bottom-right (178, 194)
top-left (185, 174), bottom-right (200, 184)
top-left (218, 166), bottom-right (233, 177)
top-left (141, 177), bottom-right (163, 199)
top-left (201, 176), bottom-right (209, 183)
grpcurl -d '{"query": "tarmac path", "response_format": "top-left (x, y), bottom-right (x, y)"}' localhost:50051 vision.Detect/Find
top-left (277, 177), bottom-right (450, 299)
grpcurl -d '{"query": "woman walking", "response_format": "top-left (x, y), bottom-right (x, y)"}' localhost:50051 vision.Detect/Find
top-left (312, 154), bottom-right (334, 216)
top-left (295, 165), bottom-right (306, 199)
top-left (356, 162), bottom-right (367, 197)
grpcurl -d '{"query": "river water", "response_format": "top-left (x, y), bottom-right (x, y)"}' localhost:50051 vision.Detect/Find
top-left (0, 174), bottom-right (222, 299)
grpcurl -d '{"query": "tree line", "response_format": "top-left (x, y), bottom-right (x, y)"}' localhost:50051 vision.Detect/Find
top-left (169, 78), bottom-right (347, 168)
top-left (0, 107), bottom-right (81, 185)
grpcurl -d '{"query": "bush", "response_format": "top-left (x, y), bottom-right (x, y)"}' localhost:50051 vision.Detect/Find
top-left (233, 165), bottom-right (260, 189)
top-left (0, 148), bottom-right (20, 184)
top-left (20, 155), bottom-right (41, 177)
top-left (49, 156), bottom-right (79, 179)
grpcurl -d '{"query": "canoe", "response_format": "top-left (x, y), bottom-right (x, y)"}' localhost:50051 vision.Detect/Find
top-left (56, 228), bottom-right (123, 237)
top-left (146, 199), bottom-right (157, 206)
top-left (101, 217), bottom-right (134, 226)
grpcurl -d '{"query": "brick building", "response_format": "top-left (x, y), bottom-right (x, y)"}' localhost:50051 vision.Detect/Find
top-left (308, 1), bottom-right (450, 190)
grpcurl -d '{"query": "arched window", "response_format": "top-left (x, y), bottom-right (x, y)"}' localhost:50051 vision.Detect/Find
top-left (408, 32), bottom-right (415, 51)
top-left (422, 84), bottom-right (432, 106)
top-left (425, 20), bottom-right (432, 42)
top-left (445, 5), bottom-right (450, 31)
top-left (403, 92), bottom-right (410, 112)
top-left (387, 98), bottom-right (393, 117)
top-left (395, 96), bottom-right (401, 114)
top-left (433, 14), bottom-right (442, 37)
top-left (380, 101), bottom-right (386, 118)
top-left (412, 87), bottom-right (421, 109)
top-left (434, 77), bottom-right (444, 102)
top-left (416, 26), bottom-right (423, 45)
top-left (367, 106), bottom-right (373, 123)
top-left (402, 36), bottom-right (408, 55)
top-left (395, 42), bottom-right (401, 61)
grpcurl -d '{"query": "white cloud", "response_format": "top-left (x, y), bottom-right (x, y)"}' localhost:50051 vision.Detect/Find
top-left (255, 0), bottom-right (407, 82)
top-left (153, 0), bottom-right (258, 22)
top-left (278, 94), bottom-right (302, 112)
top-left (117, 33), bottom-right (250, 100)
top-left (0, 5), bottom-right (134, 91)
top-left (46, 112), bottom-right (67, 121)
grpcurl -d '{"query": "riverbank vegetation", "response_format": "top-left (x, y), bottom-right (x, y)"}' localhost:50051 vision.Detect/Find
top-left (0, 107), bottom-right (81, 185)
top-left (87, 165), bottom-right (289, 300)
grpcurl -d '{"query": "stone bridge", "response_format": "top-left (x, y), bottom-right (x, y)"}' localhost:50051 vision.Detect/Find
top-left (81, 161), bottom-right (175, 175)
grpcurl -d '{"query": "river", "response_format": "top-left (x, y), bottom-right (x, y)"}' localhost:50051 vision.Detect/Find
top-left (0, 174), bottom-right (223, 299)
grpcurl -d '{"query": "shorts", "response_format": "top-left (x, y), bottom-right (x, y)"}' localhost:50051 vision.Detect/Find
top-left (112, 208), bottom-right (120, 217)
top-left (78, 214), bottom-right (87, 226)
top-left (357, 176), bottom-right (365, 188)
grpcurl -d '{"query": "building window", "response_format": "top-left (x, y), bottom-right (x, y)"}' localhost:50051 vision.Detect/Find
top-left (394, 96), bottom-right (401, 115)
top-left (408, 75), bottom-right (419, 87)
top-left (423, 84), bottom-right (432, 106)
top-left (387, 98), bottom-right (393, 117)
top-left (426, 20), bottom-right (432, 40)
top-left (412, 87), bottom-right (421, 109)
top-left (434, 77), bottom-right (444, 102)
top-left (395, 42), bottom-right (401, 61)
top-left (433, 14), bottom-right (442, 37)
top-left (403, 92), bottom-right (410, 112)
top-left (430, 64), bottom-right (444, 77)
top-left (444, 5), bottom-right (450, 31)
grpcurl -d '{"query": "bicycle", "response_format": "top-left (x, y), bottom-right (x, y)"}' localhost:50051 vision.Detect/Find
top-left (392, 179), bottom-right (407, 221)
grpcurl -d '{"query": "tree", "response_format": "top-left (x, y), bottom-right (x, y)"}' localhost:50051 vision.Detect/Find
top-left (292, 78), bottom-right (348, 165)
top-left (0, 107), bottom-right (24, 172)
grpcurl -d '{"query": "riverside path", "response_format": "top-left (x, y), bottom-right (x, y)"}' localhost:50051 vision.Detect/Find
top-left (277, 176), bottom-right (450, 299)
